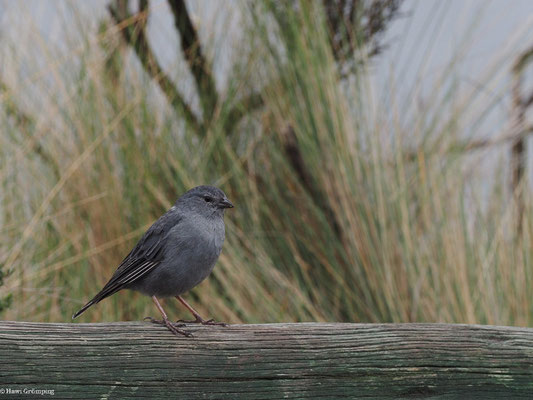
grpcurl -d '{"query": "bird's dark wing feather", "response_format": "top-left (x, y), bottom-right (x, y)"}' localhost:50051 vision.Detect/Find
top-left (72, 209), bottom-right (181, 319)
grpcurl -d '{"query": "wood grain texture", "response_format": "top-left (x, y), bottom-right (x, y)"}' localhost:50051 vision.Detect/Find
top-left (0, 321), bottom-right (532, 399)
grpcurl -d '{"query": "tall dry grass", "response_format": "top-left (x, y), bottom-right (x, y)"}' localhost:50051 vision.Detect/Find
top-left (0, 1), bottom-right (531, 326)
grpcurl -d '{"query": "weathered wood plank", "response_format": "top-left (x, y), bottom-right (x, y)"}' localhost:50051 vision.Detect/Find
top-left (0, 322), bottom-right (532, 399)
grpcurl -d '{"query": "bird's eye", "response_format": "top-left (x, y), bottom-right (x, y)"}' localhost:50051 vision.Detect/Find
top-left (204, 196), bottom-right (213, 203)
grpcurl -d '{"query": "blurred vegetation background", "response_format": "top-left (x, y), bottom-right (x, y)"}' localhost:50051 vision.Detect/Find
top-left (0, 0), bottom-right (532, 326)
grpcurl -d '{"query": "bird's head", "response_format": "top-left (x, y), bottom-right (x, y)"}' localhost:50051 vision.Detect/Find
top-left (177, 185), bottom-right (234, 217)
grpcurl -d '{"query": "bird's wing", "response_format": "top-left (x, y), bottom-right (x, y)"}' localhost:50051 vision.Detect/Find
top-left (72, 209), bottom-right (180, 319)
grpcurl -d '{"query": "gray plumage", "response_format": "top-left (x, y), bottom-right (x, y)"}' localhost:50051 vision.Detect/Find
top-left (73, 185), bottom-right (233, 320)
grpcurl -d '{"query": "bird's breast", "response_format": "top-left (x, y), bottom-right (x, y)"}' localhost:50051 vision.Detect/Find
top-left (143, 217), bottom-right (225, 297)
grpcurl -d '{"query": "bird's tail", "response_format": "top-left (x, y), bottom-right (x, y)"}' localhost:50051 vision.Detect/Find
top-left (72, 298), bottom-right (98, 319)
top-left (72, 276), bottom-right (127, 319)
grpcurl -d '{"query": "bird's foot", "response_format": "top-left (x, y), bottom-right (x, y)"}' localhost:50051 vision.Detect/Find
top-left (176, 316), bottom-right (228, 327)
top-left (143, 316), bottom-right (192, 337)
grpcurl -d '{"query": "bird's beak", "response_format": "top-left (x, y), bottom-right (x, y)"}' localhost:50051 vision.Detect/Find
top-left (219, 198), bottom-right (234, 209)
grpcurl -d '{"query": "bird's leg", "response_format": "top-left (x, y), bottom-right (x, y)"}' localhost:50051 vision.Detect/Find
top-left (175, 295), bottom-right (228, 326)
top-left (144, 296), bottom-right (192, 337)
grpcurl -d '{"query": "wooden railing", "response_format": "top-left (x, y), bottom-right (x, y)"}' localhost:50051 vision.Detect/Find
top-left (0, 321), bottom-right (532, 399)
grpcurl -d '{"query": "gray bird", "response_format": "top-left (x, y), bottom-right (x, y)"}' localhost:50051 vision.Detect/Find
top-left (72, 185), bottom-right (234, 337)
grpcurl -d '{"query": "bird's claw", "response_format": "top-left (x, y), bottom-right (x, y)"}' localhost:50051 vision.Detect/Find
top-left (203, 319), bottom-right (229, 327)
top-left (176, 317), bottom-right (228, 327)
top-left (166, 321), bottom-right (193, 337)
top-left (144, 316), bottom-right (190, 336)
